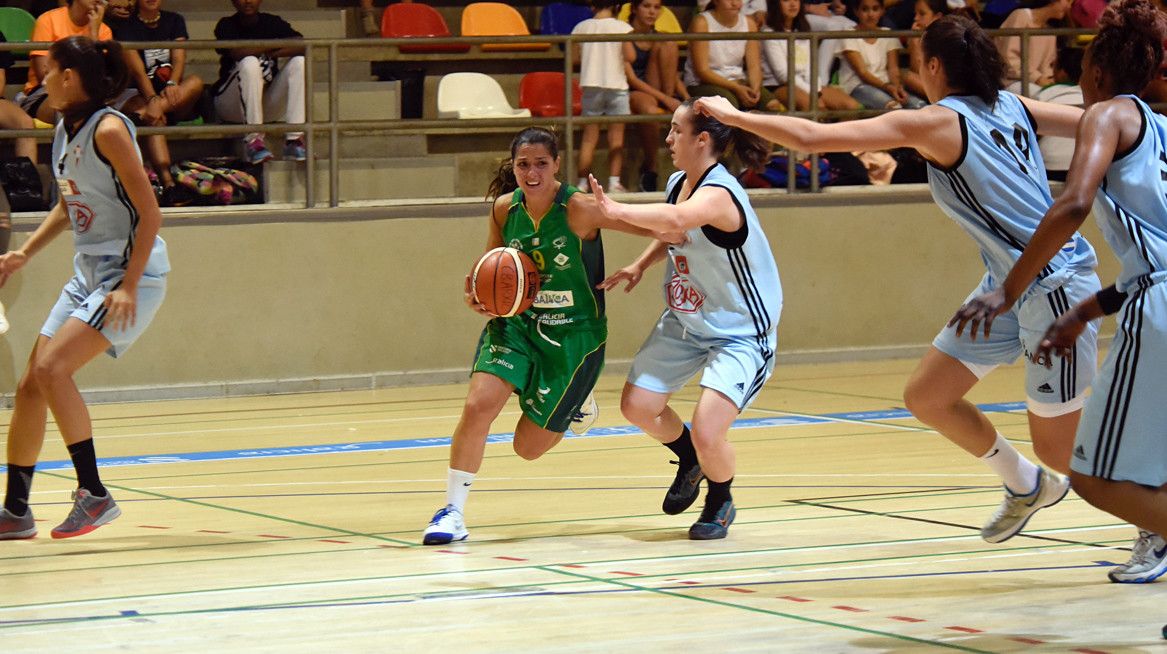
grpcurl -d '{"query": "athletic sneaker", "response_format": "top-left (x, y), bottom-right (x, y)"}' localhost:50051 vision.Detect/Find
top-left (689, 498), bottom-right (735, 540)
top-left (283, 137), bottom-right (307, 162)
top-left (568, 392), bottom-right (598, 435)
top-left (0, 300), bottom-right (10, 336)
top-left (245, 137), bottom-right (274, 165)
top-left (50, 488), bottom-right (121, 539)
top-left (980, 467), bottom-right (1070, 543)
top-left (0, 507), bottom-right (36, 540)
top-left (662, 459), bottom-right (704, 515)
top-left (1109, 530), bottom-right (1167, 583)
top-left (422, 505), bottom-right (468, 545)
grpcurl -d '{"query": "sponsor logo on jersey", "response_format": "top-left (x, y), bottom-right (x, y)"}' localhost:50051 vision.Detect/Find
top-left (488, 357), bottom-right (514, 370)
top-left (675, 255), bottom-right (690, 275)
top-left (553, 252), bottom-right (570, 268)
top-left (533, 290), bottom-right (574, 309)
top-left (68, 201), bottom-right (96, 234)
top-left (553, 236), bottom-right (568, 249)
top-left (667, 271), bottom-right (705, 313)
top-left (508, 239), bottom-right (522, 249)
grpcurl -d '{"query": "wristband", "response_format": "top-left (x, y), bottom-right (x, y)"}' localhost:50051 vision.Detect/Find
top-left (1095, 284), bottom-right (1128, 315)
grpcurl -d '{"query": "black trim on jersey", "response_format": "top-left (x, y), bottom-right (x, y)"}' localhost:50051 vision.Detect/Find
top-left (926, 112), bottom-right (969, 173)
top-left (1112, 97), bottom-right (1147, 162)
top-left (700, 184), bottom-right (749, 249)
top-left (945, 169), bottom-right (1054, 278)
top-left (90, 111), bottom-right (142, 266)
top-left (1019, 97), bottom-right (1039, 137)
top-left (1092, 285), bottom-right (1146, 479)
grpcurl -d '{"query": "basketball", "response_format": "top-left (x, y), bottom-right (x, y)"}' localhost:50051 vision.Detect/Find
top-left (471, 247), bottom-right (540, 317)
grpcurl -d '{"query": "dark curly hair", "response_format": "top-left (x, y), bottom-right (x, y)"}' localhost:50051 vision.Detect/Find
top-left (1089, 0), bottom-right (1167, 96)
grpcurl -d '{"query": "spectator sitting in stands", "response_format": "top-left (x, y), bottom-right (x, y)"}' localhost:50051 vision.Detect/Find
top-left (902, 0), bottom-right (949, 100)
top-left (996, 0), bottom-right (1072, 97)
top-left (626, 0), bottom-right (688, 192)
top-left (0, 33), bottom-right (37, 163)
top-left (109, 0), bottom-right (206, 206)
top-left (359, 0), bottom-right (379, 37)
top-left (16, 0), bottom-right (116, 125)
top-left (699, 0), bottom-right (769, 25)
top-left (761, 0), bottom-right (861, 111)
top-left (801, 0), bottom-right (857, 89)
top-left (1034, 44), bottom-right (1083, 180)
top-left (685, 0), bottom-right (784, 113)
top-left (212, 0), bottom-right (306, 165)
top-left (837, 0), bottom-right (926, 109)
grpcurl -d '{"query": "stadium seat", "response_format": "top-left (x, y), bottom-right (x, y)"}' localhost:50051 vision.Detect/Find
top-left (380, 3), bottom-right (470, 54)
top-left (519, 72), bottom-right (582, 117)
top-left (461, 2), bottom-right (550, 52)
top-left (615, 3), bottom-right (684, 33)
top-left (0, 7), bottom-right (35, 56)
top-left (437, 72), bottom-right (532, 119)
top-left (539, 2), bottom-right (593, 35)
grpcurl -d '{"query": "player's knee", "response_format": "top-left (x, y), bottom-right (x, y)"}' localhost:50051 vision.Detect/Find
top-left (30, 356), bottom-right (66, 390)
top-left (619, 395), bottom-right (654, 427)
top-left (902, 382), bottom-right (937, 420)
top-left (14, 370), bottom-right (41, 401)
top-left (512, 439), bottom-right (545, 461)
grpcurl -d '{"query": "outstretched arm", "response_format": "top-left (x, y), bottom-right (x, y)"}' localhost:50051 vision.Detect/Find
top-left (588, 174), bottom-right (739, 234)
top-left (1020, 95), bottom-right (1085, 139)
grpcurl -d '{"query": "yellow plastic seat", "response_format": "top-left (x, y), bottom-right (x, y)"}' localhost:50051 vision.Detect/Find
top-left (461, 2), bottom-right (550, 52)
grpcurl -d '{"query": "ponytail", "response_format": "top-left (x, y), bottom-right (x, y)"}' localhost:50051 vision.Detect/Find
top-left (49, 36), bottom-right (130, 114)
top-left (683, 97), bottom-right (772, 170)
top-left (486, 159), bottom-right (518, 200)
top-left (922, 15), bottom-right (1003, 106)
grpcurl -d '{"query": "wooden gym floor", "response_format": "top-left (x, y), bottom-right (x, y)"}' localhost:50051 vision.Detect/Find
top-left (0, 357), bottom-right (1163, 653)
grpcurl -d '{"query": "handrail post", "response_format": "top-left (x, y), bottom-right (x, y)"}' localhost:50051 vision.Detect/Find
top-left (1019, 31), bottom-right (1030, 99)
top-left (304, 42), bottom-right (316, 209)
top-left (564, 37), bottom-right (576, 186)
top-left (329, 41), bottom-right (340, 208)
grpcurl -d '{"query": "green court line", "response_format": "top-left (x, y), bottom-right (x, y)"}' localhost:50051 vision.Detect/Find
top-left (538, 566), bottom-right (993, 652)
top-left (36, 471), bottom-right (416, 547)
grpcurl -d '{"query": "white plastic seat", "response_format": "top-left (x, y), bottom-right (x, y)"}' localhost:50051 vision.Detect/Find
top-left (437, 72), bottom-right (532, 119)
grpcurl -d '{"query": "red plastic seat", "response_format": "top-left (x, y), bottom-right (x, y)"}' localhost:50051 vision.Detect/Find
top-left (381, 3), bottom-right (470, 54)
top-left (519, 72), bottom-right (582, 117)
top-left (462, 2), bottom-right (550, 52)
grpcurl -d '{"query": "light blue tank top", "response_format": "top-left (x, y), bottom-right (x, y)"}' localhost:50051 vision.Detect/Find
top-left (1093, 95), bottom-right (1167, 292)
top-left (662, 163), bottom-right (782, 343)
top-left (927, 92), bottom-right (1096, 294)
top-left (52, 107), bottom-right (167, 267)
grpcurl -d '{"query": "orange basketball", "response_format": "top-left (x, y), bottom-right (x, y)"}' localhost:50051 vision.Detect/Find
top-left (471, 247), bottom-right (541, 317)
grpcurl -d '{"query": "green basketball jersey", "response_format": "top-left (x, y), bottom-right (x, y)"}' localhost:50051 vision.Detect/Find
top-left (503, 184), bottom-right (605, 329)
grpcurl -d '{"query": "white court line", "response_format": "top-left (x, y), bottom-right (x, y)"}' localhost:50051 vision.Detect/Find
top-left (747, 405), bottom-right (1039, 447)
top-left (0, 526), bottom-right (1130, 616)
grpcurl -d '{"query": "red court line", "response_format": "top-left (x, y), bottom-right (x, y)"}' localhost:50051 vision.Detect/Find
top-left (495, 556), bottom-right (528, 562)
top-left (318, 539), bottom-right (351, 544)
top-left (559, 564), bottom-right (585, 569)
top-left (1009, 637), bottom-right (1045, 645)
top-left (723, 587), bottom-right (756, 594)
top-left (197, 529), bottom-right (231, 534)
top-left (437, 549), bottom-right (468, 555)
top-left (678, 581), bottom-right (700, 586)
top-left (609, 571), bottom-right (643, 577)
top-left (138, 525), bottom-right (171, 530)
top-left (889, 616), bottom-right (925, 623)
top-left (257, 534), bottom-right (292, 539)
top-left (1071, 649), bottom-right (1111, 654)
top-left (944, 626), bottom-right (983, 634)
top-left (778, 596), bottom-right (812, 602)
top-left (832, 606), bottom-right (868, 613)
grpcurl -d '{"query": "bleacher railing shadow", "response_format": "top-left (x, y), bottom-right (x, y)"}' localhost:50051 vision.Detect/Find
top-left (0, 27), bottom-right (1095, 207)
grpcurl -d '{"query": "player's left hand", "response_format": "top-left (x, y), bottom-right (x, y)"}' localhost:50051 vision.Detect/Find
top-left (1033, 309), bottom-right (1086, 367)
top-left (948, 286), bottom-right (1008, 340)
top-left (588, 174), bottom-right (617, 217)
top-left (103, 287), bottom-right (137, 333)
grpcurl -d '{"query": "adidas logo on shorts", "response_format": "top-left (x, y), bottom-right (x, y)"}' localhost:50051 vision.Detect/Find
top-left (1037, 383), bottom-right (1054, 394)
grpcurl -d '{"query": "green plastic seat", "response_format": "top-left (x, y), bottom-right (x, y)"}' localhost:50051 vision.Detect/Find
top-left (0, 8), bottom-right (36, 58)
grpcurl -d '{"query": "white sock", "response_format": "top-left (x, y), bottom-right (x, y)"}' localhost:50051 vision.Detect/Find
top-left (608, 175), bottom-right (621, 189)
top-left (981, 433), bottom-right (1039, 495)
top-left (446, 468), bottom-right (475, 512)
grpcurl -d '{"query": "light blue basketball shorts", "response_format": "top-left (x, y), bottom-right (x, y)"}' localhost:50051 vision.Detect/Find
top-left (1072, 280), bottom-right (1167, 486)
top-left (933, 270), bottom-right (1100, 411)
top-left (628, 310), bottom-right (777, 410)
top-left (41, 246), bottom-right (168, 359)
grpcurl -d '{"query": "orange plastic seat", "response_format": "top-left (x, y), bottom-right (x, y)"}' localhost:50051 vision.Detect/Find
top-left (381, 3), bottom-right (470, 53)
top-left (461, 2), bottom-right (550, 52)
top-left (519, 72), bottom-right (582, 117)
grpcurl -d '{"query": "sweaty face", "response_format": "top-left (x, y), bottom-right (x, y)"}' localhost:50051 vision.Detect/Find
top-left (665, 105), bottom-right (704, 169)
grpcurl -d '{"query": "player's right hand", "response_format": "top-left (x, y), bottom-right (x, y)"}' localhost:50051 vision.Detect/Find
top-left (693, 95), bottom-right (740, 126)
top-left (464, 274), bottom-right (494, 317)
top-left (1033, 310), bottom-right (1087, 368)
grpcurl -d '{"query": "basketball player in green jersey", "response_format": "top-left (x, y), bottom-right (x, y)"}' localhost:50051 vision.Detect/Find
top-left (423, 127), bottom-right (679, 545)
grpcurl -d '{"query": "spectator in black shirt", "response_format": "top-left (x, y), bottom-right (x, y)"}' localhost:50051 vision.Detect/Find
top-left (0, 33), bottom-right (36, 163)
top-left (110, 0), bottom-right (206, 205)
top-left (212, 0), bottom-right (306, 165)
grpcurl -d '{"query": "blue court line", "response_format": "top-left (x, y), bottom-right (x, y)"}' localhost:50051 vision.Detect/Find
top-left (0, 402), bottom-right (1027, 474)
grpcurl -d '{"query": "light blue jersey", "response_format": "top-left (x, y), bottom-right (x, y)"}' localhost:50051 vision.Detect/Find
top-left (928, 92), bottom-right (1096, 294)
top-left (1073, 95), bottom-right (1167, 485)
top-left (661, 163), bottom-right (782, 342)
top-left (1091, 95), bottom-right (1167, 292)
top-left (627, 163), bottom-right (782, 410)
top-left (52, 107), bottom-right (169, 267)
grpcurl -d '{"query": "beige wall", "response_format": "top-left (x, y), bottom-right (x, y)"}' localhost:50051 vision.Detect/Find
top-left (0, 192), bottom-right (1119, 400)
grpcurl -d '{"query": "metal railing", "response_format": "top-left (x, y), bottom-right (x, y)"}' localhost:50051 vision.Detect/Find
top-left (0, 26), bottom-right (1094, 206)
